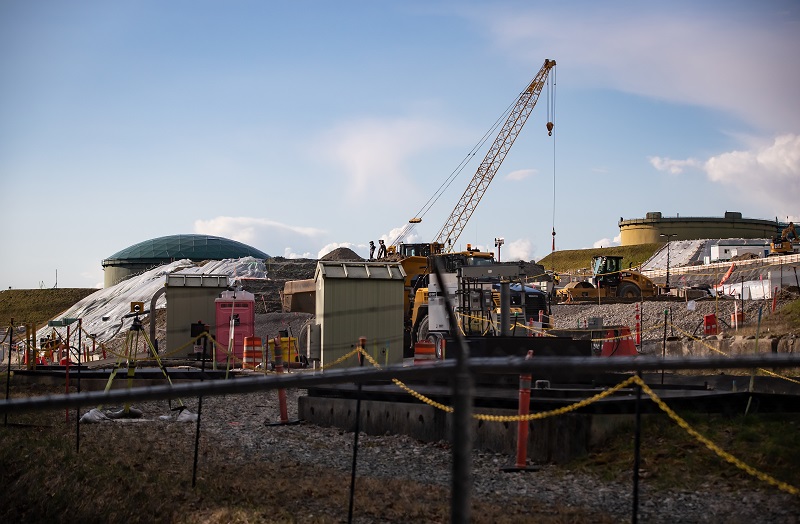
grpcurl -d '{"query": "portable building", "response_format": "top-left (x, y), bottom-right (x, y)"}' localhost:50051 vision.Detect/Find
top-left (165, 273), bottom-right (229, 356)
top-left (215, 290), bottom-right (255, 364)
top-left (313, 261), bottom-right (405, 368)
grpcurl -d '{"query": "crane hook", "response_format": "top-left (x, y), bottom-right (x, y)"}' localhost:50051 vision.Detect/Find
top-left (546, 121), bottom-right (554, 136)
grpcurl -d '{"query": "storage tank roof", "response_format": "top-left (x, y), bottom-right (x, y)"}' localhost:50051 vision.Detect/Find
top-left (104, 234), bottom-right (268, 264)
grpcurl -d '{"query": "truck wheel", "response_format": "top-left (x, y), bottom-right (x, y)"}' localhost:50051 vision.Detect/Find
top-left (429, 333), bottom-right (445, 359)
top-left (618, 283), bottom-right (641, 298)
top-left (414, 315), bottom-right (430, 345)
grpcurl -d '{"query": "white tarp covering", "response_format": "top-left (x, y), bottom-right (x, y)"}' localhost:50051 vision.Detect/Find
top-left (45, 257), bottom-right (269, 343)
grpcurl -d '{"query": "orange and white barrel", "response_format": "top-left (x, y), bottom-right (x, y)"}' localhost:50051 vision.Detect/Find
top-left (414, 340), bottom-right (436, 365)
top-left (243, 336), bottom-right (263, 369)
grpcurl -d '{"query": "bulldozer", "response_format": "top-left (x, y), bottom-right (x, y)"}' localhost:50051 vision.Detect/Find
top-left (556, 255), bottom-right (658, 302)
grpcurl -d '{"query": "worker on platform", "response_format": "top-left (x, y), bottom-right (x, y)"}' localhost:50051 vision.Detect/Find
top-left (376, 239), bottom-right (387, 259)
top-left (781, 222), bottom-right (797, 241)
top-left (369, 240), bottom-right (375, 260)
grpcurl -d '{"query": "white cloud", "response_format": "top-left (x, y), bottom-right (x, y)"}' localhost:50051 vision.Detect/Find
top-left (505, 168), bottom-right (536, 181)
top-left (194, 216), bottom-right (325, 258)
top-left (316, 242), bottom-right (360, 259)
top-left (317, 117), bottom-right (466, 201)
top-left (592, 235), bottom-right (621, 249)
top-left (704, 134), bottom-right (800, 216)
top-left (473, 5), bottom-right (800, 132)
top-left (195, 216), bottom-right (324, 242)
top-left (383, 224), bottom-right (422, 246)
top-left (504, 238), bottom-right (534, 261)
top-left (283, 247), bottom-right (313, 260)
top-left (649, 156), bottom-right (701, 175)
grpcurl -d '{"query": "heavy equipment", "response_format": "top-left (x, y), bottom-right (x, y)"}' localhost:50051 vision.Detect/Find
top-left (388, 58), bottom-right (557, 252)
top-left (556, 255), bottom-right (658, 302)
top-left (411, 261), bottom-right (551, 359)
top-left (396, 59), bottom-right (557, 354)
top-left (283, 59), bottom-right (557, 356)
top-left (769, 222), bottom-right (799, 256)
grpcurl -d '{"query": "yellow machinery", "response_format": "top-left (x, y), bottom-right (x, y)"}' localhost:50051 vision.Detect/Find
top-left (388, 58), bottom-right (557, 253)
top-left (402, 244), bottom-right (496, 340)
top-left (770, 239), bottom-right (799, 256)
top-left (396, 59), bottom-right (557, 354)
top-left (284, 59), bottom-right (558, 356)
top-left (769, 222), bottom-right (799, 255)
top-left (556, 256), bottom-right (658, 301)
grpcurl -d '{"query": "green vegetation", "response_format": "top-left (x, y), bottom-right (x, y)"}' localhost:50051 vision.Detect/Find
top-left (0, 288), bottom-right (97, 328)
top-left (537, 244), bottom-right (662, 273)
top-left (772, 297), bottom-right (800, 326)
top-left (571, 411), bottom-right (800, 492)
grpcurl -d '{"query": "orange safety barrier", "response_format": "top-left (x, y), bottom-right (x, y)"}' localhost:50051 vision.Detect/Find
top-left (242, 336), bottom-right (263, 369)
top-left (600, 326), bottom-right (638, 357)
top-left (414, 340), bottom-right (437, 365)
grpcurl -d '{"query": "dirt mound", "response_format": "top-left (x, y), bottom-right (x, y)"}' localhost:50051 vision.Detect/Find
top-left (319, 247), bottom-right (363, 261)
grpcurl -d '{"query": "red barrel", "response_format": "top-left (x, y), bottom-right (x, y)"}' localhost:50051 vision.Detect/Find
top-left (703, 314), bottom-right (718, 335)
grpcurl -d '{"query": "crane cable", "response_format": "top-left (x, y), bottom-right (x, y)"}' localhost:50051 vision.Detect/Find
top-left (388, 95), bottom-right (521, 247)
top-left (548, 65), bottom-right (557, 255)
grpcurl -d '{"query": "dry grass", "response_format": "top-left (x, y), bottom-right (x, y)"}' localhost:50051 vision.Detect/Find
top-left (0, 288), bottom-right (97, 329)
top-left (3, 286), bottom-right (799, 522)
top-left (729, 297), bottom-right (800, 338)
top-left (0, 385), bottom-right (613, 524)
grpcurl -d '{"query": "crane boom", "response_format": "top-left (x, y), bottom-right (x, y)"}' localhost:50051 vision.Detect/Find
top-left (434, 58), bottom-right (556, 249)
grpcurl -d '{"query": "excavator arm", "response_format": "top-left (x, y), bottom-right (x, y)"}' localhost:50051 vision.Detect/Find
top-left (434, 58), bottom-right (556, 249)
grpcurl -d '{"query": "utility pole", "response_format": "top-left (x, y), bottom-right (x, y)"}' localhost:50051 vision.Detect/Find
top-left (659, 233), bottom-right (677, 292)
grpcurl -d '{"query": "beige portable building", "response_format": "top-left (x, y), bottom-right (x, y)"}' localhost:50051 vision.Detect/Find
top-left (165, 273), bottom-right (229, 356)
top-left (314, 261), bottom-right (405, 369)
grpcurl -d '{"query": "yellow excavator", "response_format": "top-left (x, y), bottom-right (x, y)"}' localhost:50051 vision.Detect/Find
top-left (770, 222), bottom-right (799, 256)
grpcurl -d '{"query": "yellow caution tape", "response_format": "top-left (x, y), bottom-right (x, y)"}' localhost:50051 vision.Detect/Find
top-left (634, 375), bottom-right (799, 497)
top-left (354, 346), bottom-right (799, 496)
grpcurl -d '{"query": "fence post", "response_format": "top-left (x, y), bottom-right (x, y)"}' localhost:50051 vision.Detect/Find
top-left (502, 350), bottom-right (539, 472)
top-left (632, 372), bottom-right (643, 523)
top-left (275, 336), bottom-right (288, 423)
top-left (348, 336), bottom-right (367, 523)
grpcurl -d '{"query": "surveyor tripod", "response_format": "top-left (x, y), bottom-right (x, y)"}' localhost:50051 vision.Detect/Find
top-left (98, 308), bottom-right (186, 418)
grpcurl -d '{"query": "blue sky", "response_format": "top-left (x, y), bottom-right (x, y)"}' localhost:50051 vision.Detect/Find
top-left (2, 1), bottom-right (799, 289)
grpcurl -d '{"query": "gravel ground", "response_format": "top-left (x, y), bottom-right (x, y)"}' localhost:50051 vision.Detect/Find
top-left (251, 296), bottom-right (797, 363)
top-left (91, 301), bottom-right (800, 522)
top-left (551, 296), bottom-right (798, 343)
top-left (143, 388), bottom-right (798, 524)
top-left (231, 301), bottom-right (800, 522)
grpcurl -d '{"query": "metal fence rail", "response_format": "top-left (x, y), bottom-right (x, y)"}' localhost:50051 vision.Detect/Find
top-left (1, 354), bottom-right (798, 414)
top-left (3, 352), bottom-right (800, 523)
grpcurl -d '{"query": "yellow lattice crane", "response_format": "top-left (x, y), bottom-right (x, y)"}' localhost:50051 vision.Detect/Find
top-left (435, 58), bottom-right (556, 250)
